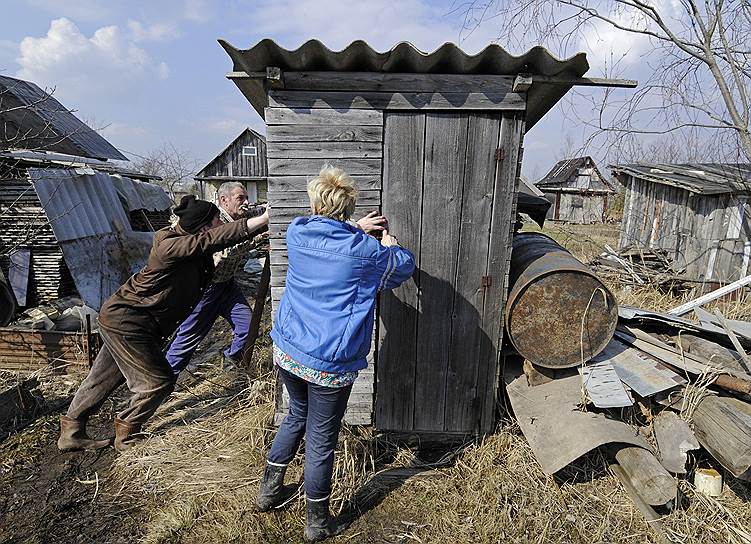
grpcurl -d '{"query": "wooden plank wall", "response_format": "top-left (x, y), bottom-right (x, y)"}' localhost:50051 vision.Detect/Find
top-left (619, 175), bottom-right (751, 282)
top-left (265, 108), bottom-right (384, 426)
top-left (264, 72), bottom-right (524, 427)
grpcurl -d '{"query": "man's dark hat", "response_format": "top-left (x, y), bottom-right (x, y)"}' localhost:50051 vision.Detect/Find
top-left (174, 195), bottom-right (220, 234)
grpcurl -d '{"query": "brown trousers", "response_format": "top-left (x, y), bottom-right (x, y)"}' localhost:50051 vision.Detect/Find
top-left (67, 327), bottom-right (175, 425)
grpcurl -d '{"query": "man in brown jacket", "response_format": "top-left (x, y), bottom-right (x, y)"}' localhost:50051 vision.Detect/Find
top-left (57, 195), bottom-right (269, 452)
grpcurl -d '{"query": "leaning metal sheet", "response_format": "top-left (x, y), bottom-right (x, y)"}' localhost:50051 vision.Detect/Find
top-left (600, 339), bottom-right (686, 397)
top-left (505, 360), bottom-right (650, 475)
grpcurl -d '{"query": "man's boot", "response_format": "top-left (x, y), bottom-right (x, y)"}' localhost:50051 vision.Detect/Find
top-left (113, 418), bottom-right (145, 452)
top-left (304, 497), bottom-right (339, 542)
top-left (255, 463), bottom-right (298, 512)
top-left (57, 415), bottom-right (111, 452)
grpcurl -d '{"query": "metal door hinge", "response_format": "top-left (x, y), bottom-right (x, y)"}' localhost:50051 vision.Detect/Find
top-left (495, 148), bottom-right (505, 161)
top-left (481, 275), bottom-right (492, 287)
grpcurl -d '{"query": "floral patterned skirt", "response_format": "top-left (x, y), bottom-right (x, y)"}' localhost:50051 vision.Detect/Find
top-left (273, 344), bottom-right (358, 388)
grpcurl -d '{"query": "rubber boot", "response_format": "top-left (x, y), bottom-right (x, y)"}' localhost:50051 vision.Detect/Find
top-left (255, 463), bottom-right (298, 512)
top-left (304, 498), bottom-right (338, 542)
top-left (113, 418), bottom-right (145, 452)
top-left (57, 415), bottom-right (111, 452)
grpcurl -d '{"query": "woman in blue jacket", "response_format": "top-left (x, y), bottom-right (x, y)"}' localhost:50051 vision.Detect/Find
top-left (256, 166), bottom-right (415, 542)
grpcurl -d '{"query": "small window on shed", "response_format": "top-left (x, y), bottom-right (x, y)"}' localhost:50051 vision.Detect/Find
top-left (242, 146), bottom-right (257, 157)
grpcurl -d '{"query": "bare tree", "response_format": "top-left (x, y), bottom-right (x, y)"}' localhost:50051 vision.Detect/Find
top-left (134, 143), bottom-right (199, 202)
top-left (457, 0), bottom-right (751, 162)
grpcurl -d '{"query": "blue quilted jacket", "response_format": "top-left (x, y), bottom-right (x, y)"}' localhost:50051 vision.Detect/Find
top-left (271, 215), bottom-right (415, 373)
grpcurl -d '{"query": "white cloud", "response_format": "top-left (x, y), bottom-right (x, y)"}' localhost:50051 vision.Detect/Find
top-left (15, 18), bottom-right (169, 102)
top-left (127, 20), bottom-right (181, 42)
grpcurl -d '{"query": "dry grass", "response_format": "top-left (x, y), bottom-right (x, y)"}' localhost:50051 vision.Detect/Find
top-left (101, 224), bottom-right (751, 543)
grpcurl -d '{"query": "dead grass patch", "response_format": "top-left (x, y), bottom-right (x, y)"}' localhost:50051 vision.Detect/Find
top-left (101, 224), bottom-right (751, 543)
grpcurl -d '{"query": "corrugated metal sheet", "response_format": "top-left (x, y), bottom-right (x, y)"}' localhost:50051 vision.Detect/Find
top-left (219, 38), bottom-right (589, 129)
top-left (27, 167), bottom-right (154, 309)
top-left (110, 175), bottom-right (173, 212)
top-left (0, 75), bottom-right (127, 161)
top-left (611, 163), bottom-right (751, 194)
top-left (29, 168), bottom-right (131, 242)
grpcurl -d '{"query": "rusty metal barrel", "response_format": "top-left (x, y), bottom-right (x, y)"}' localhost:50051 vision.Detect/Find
top-left (505, 232), bottom-right (618, 368)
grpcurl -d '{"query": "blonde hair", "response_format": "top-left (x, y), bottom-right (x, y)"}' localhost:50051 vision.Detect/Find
top-left (307, 165), bottom-right (358, 221)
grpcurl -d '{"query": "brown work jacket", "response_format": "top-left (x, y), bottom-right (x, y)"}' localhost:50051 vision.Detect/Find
top-left (98, 220), bottom-right (253, 339)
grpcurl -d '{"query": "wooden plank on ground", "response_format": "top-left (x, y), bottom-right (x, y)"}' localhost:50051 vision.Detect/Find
top-left (268, 158), bottom-right (382, 176)
top-left (692, 394), bottom-right (751, 479)
top-left (413, 113), bottom-right (468, 432)
top-left (267, 141), bottom-right (382, 159)
top-left (268, 90), bottom-right (525, 111)
top-left (444, 113), bottom-right (501, 432)
top-left (282, 72), bottom-right (516, 93)
top-left (265, 107), bottom-right (383, 126)
top-left (267, 124), bottom-right (383, 143)
top-left (376, 111), bottom-right (425, 432)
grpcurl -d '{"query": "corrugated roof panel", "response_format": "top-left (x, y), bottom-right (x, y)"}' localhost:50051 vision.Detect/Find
top-left (219, 38), bottom-right (590, 129)
top-left (0, 75), bottom-right (127, 161)
top-left (110, 175), bottom-right (173, 212)
top-left (28, 168), bottom-right (131, 241)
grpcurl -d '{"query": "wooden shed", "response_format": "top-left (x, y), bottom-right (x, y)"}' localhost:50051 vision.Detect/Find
top-left (194, 127), bottom-right (268, 203)
top-left (613, 163), bottom-right (751, 283)
top-left (536, 156), bottom-right (615, 223)
top-left (220, 39), bottom-right (593, 435)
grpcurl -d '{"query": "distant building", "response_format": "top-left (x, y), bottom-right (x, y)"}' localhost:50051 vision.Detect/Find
top-left (535, 156), bottom-right (616, 223)
top-left (612, 163), bottom-right (751, 283)
top-left (194, 127), bottom-right (267, 203)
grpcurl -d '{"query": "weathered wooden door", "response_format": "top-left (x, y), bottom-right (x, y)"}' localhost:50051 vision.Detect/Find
top-left (375, 111), bottom-right (523, 434)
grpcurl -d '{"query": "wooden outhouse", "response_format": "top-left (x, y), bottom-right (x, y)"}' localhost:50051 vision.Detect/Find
top-left (221, 39), bottom-right (594, 435)
top-left (194, 127), bottom-right (268, 203)
top-left (536, 156), bottom-right (615, 223)
top-left (613, 162), bottom-right (751, 283)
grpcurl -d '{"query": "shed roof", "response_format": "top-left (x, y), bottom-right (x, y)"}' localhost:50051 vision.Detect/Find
top-left (610, 163), bottom-right (751, 195)
top-left (219, 39), bottom-right (589, 129)
top-left (537, 156), bottom-right (614, 191)
top-left (195, 127), bottom-right (266, 179)
top-left (0, 75), bottom-right (127, 161)
top-left (0, 149), bottom-right (159, 181)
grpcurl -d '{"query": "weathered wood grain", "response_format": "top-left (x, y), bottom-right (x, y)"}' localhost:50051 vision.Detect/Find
top-left (268, 157), bottom-right (381, 176)
top-left (282, 72), bottom-right (516, 92)
top-left (267, 141), bottom-right (382, 159)
top-left (615, 446), bottom-right (678, 506)
top-left (476, 114), bottom-right (524, 432)
top-left (269, 206), bottom-right (378, 226)
top-left (265, 107), bottom-right (383, 126)
top-left (269, 90), bottom-right (525, 111)
top-left (267, 124), bottom-right (383, 143)
top-left (692, 394), bottom-right (751, 479)
top-left (444, 113), bottom-right (502, 432)
top-left (268, 189), bottom-right (381, 208)
top-left (268, 175), bottom-right (381, 192)
top-left (413, 113), bottom-right (469, 433)
top-left (375, 112), bottom-right (425, 433)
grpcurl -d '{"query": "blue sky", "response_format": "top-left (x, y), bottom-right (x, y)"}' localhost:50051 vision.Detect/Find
top-left (0, 0), bottom-right (650, 179)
